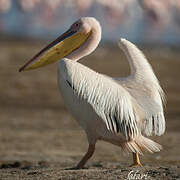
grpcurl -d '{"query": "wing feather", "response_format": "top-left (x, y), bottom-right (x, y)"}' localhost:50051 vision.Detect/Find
top-left (116, 38), bottom-right (166, 136)
top-left (61, 59), bottom-right (140, 140)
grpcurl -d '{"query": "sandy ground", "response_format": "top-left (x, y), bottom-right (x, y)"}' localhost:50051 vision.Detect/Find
top-left (0, 41), bottom-right (180, 179)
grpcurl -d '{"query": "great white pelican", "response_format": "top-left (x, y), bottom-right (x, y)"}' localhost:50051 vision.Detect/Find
top-left (19, 17), bottom-right (166, 169)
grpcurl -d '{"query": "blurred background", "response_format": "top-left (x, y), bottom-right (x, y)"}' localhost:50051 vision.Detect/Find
top-left (0, 0), bottom-right (180, 179)
top-left (0, 0), bottom-right (180, 44)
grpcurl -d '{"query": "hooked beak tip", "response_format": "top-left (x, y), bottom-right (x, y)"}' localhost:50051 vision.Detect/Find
top-left (18, 66), bottom-right (25, 72)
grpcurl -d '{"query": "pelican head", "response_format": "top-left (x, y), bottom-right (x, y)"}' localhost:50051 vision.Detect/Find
top-left (19, 17), bottom-right (101, 72)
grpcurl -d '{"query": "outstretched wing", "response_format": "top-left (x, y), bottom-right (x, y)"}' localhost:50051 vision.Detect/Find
top-left (61, 59), bottom-right (141, 140)
top-left (115, 39), bottom-right (166, 136)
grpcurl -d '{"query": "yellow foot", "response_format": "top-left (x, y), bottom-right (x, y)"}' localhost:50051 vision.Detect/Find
top-left (130, 153), bottom-right (142, 167)
top-left (129, 162), bottom-right (142, 167)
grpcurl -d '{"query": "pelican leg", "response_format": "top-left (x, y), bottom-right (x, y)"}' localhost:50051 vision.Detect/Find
top-left (130, 153), bottom-right (142, 167)
top-left (75, 144), bottom-right (95, 169)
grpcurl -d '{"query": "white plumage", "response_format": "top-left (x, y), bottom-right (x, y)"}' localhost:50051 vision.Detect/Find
top-left (20, 17), bottom-right (166, 168)
top-left (58, 37), bottom-right (165, 157)
top-left (57, 24), bottom-right (165, 167)
top-left (59, 58), bottom-right (139, 137)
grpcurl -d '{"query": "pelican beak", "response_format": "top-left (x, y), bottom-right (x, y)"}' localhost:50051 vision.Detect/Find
top-left (19, 29), bottom-right (91, 72)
